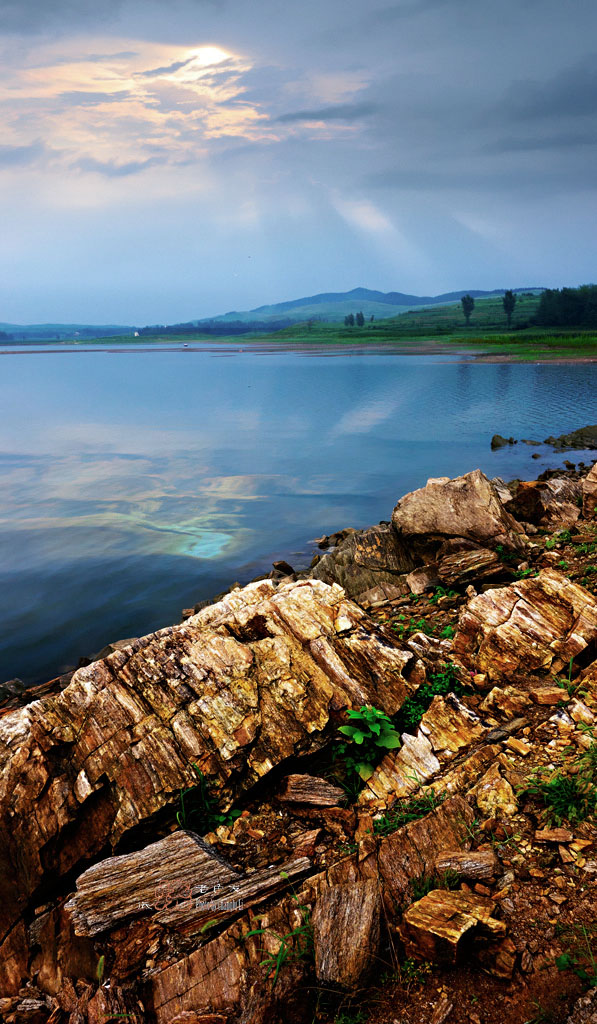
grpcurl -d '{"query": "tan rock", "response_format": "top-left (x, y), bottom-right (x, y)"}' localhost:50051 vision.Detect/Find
top-left (471, 762), bottom-right (518, 818)
top-left (530, 685), bottom-right (566, 705)
top-left (506, 736), bottom-right (532, 756)
top-left (392, 469), bottom-right (525, 550)
top-left (399, 889), bottom-right (506, 965)
top-left (0, 578), bottom-right (416, 991)
top-left (437, 548), bottom-right (502, 587)
top-left (406, 564), bottom-right (440, 595)
top-left (534, 827), bottom-right (573, 843)
top-left (582, 463), bottom-right (597, 519)
top-left (453, 570), bottom-right (597, 682)
top-left (419, 695), bottom-right (485, 757)
top-left (479, 686), bottom-right (531, 718)
top-left (358, 730), bottom-right (440, 804)
top-left (434, 849), bottom-right (498, 881)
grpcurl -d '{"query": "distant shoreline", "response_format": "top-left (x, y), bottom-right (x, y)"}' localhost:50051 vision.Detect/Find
top-left (2, 339), bottom-right (597, 363)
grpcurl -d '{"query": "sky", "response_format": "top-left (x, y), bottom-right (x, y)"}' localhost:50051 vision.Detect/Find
top-left (1, 0), bottom-right (597, 324)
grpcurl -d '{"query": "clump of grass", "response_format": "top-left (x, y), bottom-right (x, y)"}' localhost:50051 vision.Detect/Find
top-left (373, 791), bottom-right (445, 835)
top-left (556, 923), bottom-right (597, 989)
top-left (176, 763), bottom-right (241, 832)
top-left (245, 875), bottom-right (313, 988)
top-left (409, 868), bottom-right (460, 901)
top-left (382, 956), bottom-right (433, 990)
top-left (523, 770), bottom-right (597, 825)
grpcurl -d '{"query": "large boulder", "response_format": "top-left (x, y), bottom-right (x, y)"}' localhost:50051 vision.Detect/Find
top-left (392, 470), bottom-right (525, 555)
top-left (453, 568), bottom-right (597, 682)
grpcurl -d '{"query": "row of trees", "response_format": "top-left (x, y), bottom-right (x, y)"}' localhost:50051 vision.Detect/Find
top-left (534, 285), bottom-right (597, 328)
top-left (344, 311), bottom-right (374, 326)
top-left (460, 290), bottom-right (517, 328)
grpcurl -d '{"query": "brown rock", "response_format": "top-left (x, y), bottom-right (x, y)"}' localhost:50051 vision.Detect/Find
top-left (419, 694), bottom-right (485, 757)
top-left (312, 880), bottom-right (381, 986)
top-left (453, 569), bottom-right (597, 682)
top-left (399, 889), bottom-right (506, 965)
top-left (406, 564), bottom-right (440, 595)
top-left (311, 523), bottom-right (415, 601)
top-left (434, 849), bottom-right (498, 882)
top-left (437, 548), bottom-right (503, 587)
top-left (535, 827), bottom-right (574, 843)
top-left (582, 463), bottom-right (597, 519)
top-left (278, 774), bottom-right (345, 807)
top-left (530, 685), bottom-right (566, 705)
top-left (392, 469), bottom-right (525, 551)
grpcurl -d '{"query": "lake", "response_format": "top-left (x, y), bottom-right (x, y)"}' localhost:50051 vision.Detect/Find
top-left (2, 344), bottom-right (596, 685)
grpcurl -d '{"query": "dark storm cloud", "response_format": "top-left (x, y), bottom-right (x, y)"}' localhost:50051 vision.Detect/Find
top-left (73, 155), bottom-right (166, 176)
top-left (504, 56), bottom-right (597, 120)
top-left (0, 140), bottom-right (45, 166)
top-left (275, 102), bottom-right (378, 124)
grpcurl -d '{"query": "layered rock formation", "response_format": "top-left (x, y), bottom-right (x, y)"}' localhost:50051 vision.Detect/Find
top-left (1, 463), bottom-right (597, 1024)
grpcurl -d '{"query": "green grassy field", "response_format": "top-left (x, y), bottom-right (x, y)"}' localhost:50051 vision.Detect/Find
top-left (82, 292), bottom-right (597, 361)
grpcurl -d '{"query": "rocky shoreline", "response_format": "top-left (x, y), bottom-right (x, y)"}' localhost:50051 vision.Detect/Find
top-left (1, 462), bottom-right (597, 1023)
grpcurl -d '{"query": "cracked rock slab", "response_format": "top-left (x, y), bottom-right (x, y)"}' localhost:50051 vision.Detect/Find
top-left (453, 569), bottom-right (597, 681)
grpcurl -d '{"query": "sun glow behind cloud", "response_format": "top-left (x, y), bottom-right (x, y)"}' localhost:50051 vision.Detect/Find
top-left (0, 38), bottom-right (277, 183)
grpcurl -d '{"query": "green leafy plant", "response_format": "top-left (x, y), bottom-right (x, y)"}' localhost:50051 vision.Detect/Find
top-left (393, 662), bottom-right (464, 733)
top-left (522, 769), bottom-right (597, 825)
top-left (558, 529), bottom-right (573, 543)
top-left (513, 567), bottom-right (538, 580)
top-left (439, 624), bottom-right (455, 639)
top-left (373, 791), bottom-right (444, 835)
top-left (429, 586), bottom-right (458, 605)
top-left (176, 763), bottom-right (242, 832)
top-left (391, 615), bottom-right (435, 640)
top-left (337, 705), bottom-right (401, 782)
top-left (557, 559), bottom-right (569, 570)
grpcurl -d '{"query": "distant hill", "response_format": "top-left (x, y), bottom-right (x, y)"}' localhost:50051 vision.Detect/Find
top-left (192, 286), bottom-right (543, 326)
top-left (0, 323), bottom-right (134, 341)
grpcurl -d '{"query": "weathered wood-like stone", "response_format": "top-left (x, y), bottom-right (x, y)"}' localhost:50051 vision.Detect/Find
top-left (434, 849), bottom-right (498, 881)
top-left (312, 880), bottom-right (381, 986)
top-left (278, 774), bottom-right (345, 807)
top-left (453, 569), bottom-right (597, 682)
top-left (419, 695), bottom-right (485, 758)
top-left (582, 463), bottom-right (597, 519)
top-left (437, 548), bottom-right (502, 587)
top-left (535, 827), bottom-right (573, 843)
top-left (530, 685), bottom-right (566, 705)
top-left (0, 578), bottom-right (416, 990)
top-left (399, 889), bottom-right (506, 965)
top-left (65, 831), bottom-right (242, 936)
top-left (377, 795), bottom-right (474, 905)
top-left (358, 731), bottom-right (440, 804)
top-left (312, 524), bottom-right (415, 600)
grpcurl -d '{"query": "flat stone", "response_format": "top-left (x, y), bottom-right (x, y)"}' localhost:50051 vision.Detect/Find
top-left (434, 849), bottom-right (498, 881)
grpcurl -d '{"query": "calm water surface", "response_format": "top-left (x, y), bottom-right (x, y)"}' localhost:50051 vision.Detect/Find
top-left (2, 345), bottom-right (596, 684)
